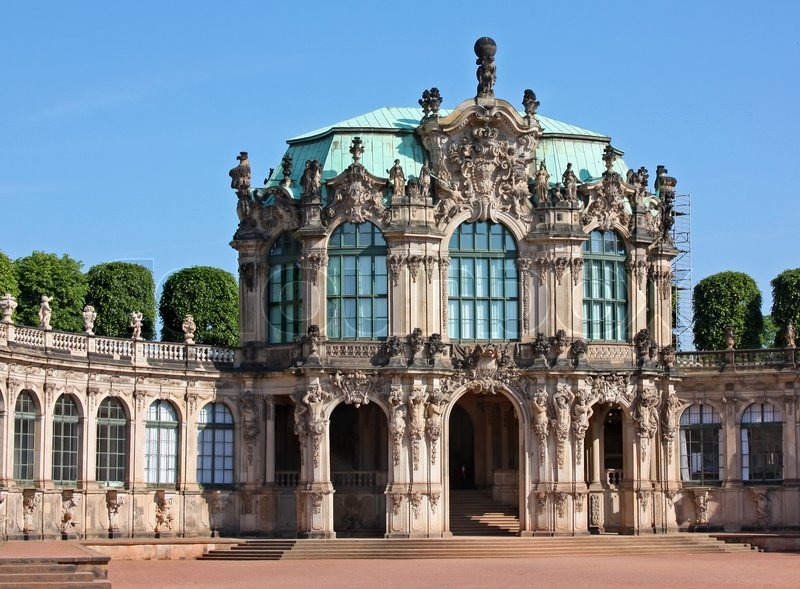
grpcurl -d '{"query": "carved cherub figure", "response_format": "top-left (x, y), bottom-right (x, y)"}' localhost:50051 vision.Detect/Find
top-left (39, 295), bottom-right (53, 330)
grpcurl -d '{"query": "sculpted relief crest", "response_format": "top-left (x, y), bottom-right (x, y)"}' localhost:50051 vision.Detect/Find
top-left (418, 101), bottom-right (541, 227)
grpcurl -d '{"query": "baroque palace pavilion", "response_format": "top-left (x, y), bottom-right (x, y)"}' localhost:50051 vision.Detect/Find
top-left (0, 38), bottom-right (796, 541)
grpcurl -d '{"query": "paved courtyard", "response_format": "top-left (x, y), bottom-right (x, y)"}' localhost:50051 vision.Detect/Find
top-left (109, 552), bottom-right (800, 589)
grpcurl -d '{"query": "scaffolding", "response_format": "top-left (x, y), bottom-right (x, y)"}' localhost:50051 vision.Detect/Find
top-left (671, 193), bottom-right (692, 351)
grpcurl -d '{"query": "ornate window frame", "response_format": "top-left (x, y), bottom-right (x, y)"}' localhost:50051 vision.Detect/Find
top-left (326, 221), bottom-right (388, 340)
top-left (741, 402), bottom-right (783, 483)
top-left (197, 402), bottom-right (235, 487)
top-left (13, 391), bottom-right (37, 483)
top-left (582, 230), bottom-right (628, 341)
top-left (96, 397), bottom-right (128, 487)
top-left (52, 394), bottom-right (80, 486)
top-left (679, 403), bottom-right (722, 485)
top-left (266, 232), bottom-right (303, 344)
top-left (145, 400), bottom-right (179, 486)
top-left (447, 221), bottom-right (519, 341)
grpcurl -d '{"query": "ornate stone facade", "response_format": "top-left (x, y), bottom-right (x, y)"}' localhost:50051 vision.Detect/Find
top-left (0, 39), bottom-right (797, 542)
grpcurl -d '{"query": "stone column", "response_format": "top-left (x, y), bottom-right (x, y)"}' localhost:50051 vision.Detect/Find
top-left (234, 242), bottom-right (267, 345)
top-left (294, 386), bottom-right (335, 539)
top-left (265, 397), bottom-right (276, 484)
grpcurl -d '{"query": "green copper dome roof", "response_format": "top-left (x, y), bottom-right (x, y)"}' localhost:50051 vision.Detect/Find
top-left (266, 106), bottom-right (627, 193)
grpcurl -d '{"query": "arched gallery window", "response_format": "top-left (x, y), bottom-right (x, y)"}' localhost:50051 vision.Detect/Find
top-left (197, 402), bottom-right (235, 486)
top-left (145, 400), bottom-right (179, 485)
top-left (96, 397), bottom-right (128, 486)
top-left (448, 221), bottom-right (518, 341)
top-left (52, 394), bottom-right (80, 485)
top-left (267, 232), bottom-right (302, 343)
top-left (13, 391), bottom-right (36, 482)
top-left (327, 222), bottom-right (388, 339)
top-left (679, 404), bottom-right (722, 484)
top-left (582, 230), bottom-right (628, 341)
top-left (741, 402), bottom-right (783, 482)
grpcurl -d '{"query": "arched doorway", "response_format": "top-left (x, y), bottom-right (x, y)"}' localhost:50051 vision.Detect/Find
top-left (587, 404), bottom-right (627, 533)
top-left (329, 402), bottom-right (387, 537)
top-left (449, 405), bottom-right (474, 489)
top-left (448, 392), bottom-right (520, 535)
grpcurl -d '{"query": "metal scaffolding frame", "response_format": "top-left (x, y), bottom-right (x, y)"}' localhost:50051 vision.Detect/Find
top-left (671, 193), bottom-right (692, 350)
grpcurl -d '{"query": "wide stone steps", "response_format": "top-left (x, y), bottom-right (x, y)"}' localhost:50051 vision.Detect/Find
top-left (0, 563), bottom-right (111, 588)
top-left (198, 534), bottom-right (755, 561)
top-left (449, 490), bottom-right (519, 535)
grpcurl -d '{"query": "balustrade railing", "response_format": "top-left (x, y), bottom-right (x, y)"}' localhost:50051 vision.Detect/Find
top-left (275, 471), bottom-right (300, 487)
top-left (676, 348), bottom-right (795, 369)
top-left (332, 470), bottom-right (381, 488)
top-left (606, 469), bottom-right (623, 486)
top-left (0, 323), bottom-right (236, 367)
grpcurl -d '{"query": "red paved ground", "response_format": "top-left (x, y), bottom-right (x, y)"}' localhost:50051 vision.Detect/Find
top-left (108, 552), bottom-right (800, 589)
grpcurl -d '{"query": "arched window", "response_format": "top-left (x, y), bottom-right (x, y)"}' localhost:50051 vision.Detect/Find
top-left (582, 230), bottom-right (628, 341)
top-left (448, 221), bottom-right (518, 341)
top-left (14, 391), bottom-right (36, 482)
top-left (96, 397), bottom-right (128, 486)
top-left (267, 232), bottom-right (302, 343)
top-left (741, 402), bottom-right (783, 482)
top-left (52, 394), bottom-right (80, 485)
top-left (145, 400), bottom-right (179, 485)
top-left (327, 222), bottom-right (388, 339)
top-left (197, 403), bottom-right (234, 486)
top-left (679, 404), bottom-right (722, 484)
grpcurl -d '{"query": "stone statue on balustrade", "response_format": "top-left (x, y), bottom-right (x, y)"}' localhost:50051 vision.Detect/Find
top-left (182, 314), bottom-right (196, 344)
top-left (130, 312), bottom-right (143, 340)
top-left (82, 305), bottom-right (97, 335)
top-left (39, 295), bottom-right (53, 330)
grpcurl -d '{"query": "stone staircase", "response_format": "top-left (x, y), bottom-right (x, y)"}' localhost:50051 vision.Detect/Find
top-left (199, 534), bottom-right (756, 561)
top-left (0, 561), bottom-right (111, 588)
top-left (449, 489), bottom-right (519, 536)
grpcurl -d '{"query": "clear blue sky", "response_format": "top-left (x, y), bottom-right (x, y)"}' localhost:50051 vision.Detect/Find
top-left (2, 1), bottom-right (799, 318)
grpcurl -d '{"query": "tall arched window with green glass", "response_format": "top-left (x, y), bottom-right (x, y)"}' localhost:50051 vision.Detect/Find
top-left (267, 232), bottom-right (302, 343)
top-left (327, 222), bottom-right (388, 339)
top-left (582, 230), bottom-right (628, 341)
top-left (52, 394), bottom-right (80, 485)
top-left (13, 391), bottom-right (37, 483)
top-left (448, 221), bottom-right (518, 341)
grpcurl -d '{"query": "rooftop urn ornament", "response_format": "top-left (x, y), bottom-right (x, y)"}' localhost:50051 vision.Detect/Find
top-left (0, 293), bottom-right (17, 324)
top-left (82, 305), bottom-right (97, 335)
top-left (419, 87), bottom-right (442, 118)
top-left (39, 295), bottom-right (53, 330)
top-left (349, 136), bottom-right (364, 165)
top-left (182, 314), bottom-right (196, 345)
top-left (522, 89), bottom-right (540, 117)
top-left (474, 36), bottom-right (497, 99)
top-left (724, 324), bottom-right (735, 350)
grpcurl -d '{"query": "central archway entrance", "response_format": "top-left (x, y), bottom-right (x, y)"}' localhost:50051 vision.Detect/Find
top-left (447, 391), bottom-right (520, 535)
top-left (329, 402), bottom-right (387, 537)
top-left (587, 403), bottom-right (628, 533)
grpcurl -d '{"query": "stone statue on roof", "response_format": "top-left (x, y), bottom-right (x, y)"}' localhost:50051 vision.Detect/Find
top-left (388, 159), bottom-right (405, 197)
top-left (300, 159), bottom-right (322, 198)
top-left (562, 163), bottom-right (578, 203)
top-left (474, 37), bottom-right (497, 99)
top-left (522, 89), bottom-right (540, 117)
top-left (534, 161), bottom-right (550, 204)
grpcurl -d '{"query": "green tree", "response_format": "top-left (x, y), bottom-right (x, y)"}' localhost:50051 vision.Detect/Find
top-left (692, 271), bottom-right (763, 350)
top-left (14, 251), bottom-right (88, 332)
top-left (0, 251), bottom-right (18, 299)
top-left (770, 268), bottom-right (800, 347)
top-left (86, 262), bottom-right (157, 339)
top-left (761, 315), bottom-right (778, 349)
top-left (159, 266), bottom-right (238, 346)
